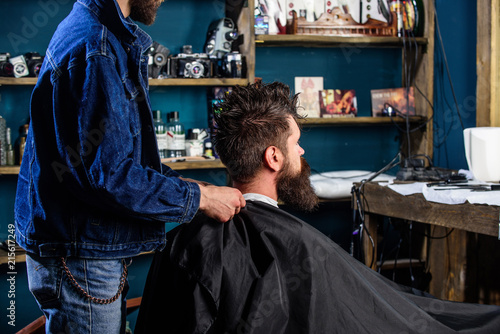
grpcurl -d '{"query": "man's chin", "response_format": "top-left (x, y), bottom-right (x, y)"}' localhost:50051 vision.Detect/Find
top-left (129, 0), bottom-right (161, 26)
top-left (277, 158), bottom-right (319, 212)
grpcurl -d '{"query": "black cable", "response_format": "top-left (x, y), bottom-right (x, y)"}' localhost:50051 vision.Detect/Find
top-left (392, 236), bottom-right (402, 282)
top-left (351, 152), bottom-right (402, 268)
top-left (359, 151), bottom-right (401, 193)
top-left (416, 225), bottom-right (455, 239)
top-left (385, 2), bottom-right (435, 158)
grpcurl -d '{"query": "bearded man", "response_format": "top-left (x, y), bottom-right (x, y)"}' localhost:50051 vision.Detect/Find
top-left (136, 82), bottom-right (500, 334)
top-left (15, 0), bottom-right (245, 332)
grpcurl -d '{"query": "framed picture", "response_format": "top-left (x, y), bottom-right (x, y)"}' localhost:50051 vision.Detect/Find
top-left (294, 76), bottom-right (323, 118)
top-left (370, 87), bottom-right (415, 117)
top-left (319, 89), bottom-right (357, 117)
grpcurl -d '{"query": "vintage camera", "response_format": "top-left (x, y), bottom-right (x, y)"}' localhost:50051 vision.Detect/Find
top-left (167, 46), bottom-right (212, 79)
top-left (147, 41), bottom-right (170, 79)
top-left (24, 52), bottom-right (44, 77)
top-left (9, 55), bottom-right (29, 78)
top-left (0, 53), bottom-right (14, 77)
top-left (204, 18), bottom-right (238, 59)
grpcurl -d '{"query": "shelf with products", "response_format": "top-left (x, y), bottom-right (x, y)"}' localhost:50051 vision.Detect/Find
top-left (0, 159), bottom-right (226, 175)
top-left (299, 116), bottom-right (427, 127)
top-left (0, 0), bottom-right (254, 175)
top-left (253, 0), bottom-right (435, 161)
top-left (255, 35), bottom-right (428, 48)
top-left (0, 77), bottom-right (250, 87)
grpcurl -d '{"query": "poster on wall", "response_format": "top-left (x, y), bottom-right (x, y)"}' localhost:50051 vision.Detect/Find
top-left (294, 76), bottom-right (324, 118)
top-left (319, 89), bottom-right (357, 117)
top-left (370, 87), bottom-right (415, 117)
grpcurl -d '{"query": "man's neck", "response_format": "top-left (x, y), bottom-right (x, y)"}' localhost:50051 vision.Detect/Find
top-left (233, 172), bottom-right (278, 201)
top-left (116, 0), bottom-right (130, 17)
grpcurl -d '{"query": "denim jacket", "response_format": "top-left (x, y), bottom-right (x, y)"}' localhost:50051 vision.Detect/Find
top-left (14, 0), bottom-right (201, 259)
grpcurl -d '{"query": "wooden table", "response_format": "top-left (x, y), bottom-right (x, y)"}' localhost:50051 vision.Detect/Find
top-left (357, 182), bottom-right (500, 304)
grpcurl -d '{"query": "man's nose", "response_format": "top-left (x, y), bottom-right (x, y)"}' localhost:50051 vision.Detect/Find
top-left (299, 146), bottom-right (305, 156)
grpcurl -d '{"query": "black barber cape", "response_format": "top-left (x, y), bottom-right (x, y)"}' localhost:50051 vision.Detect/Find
top-left (136, 201), bottom-right (500, 333)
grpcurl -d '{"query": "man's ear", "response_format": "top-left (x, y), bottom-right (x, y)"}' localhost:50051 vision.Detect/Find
top-left (264, 146), bottom-right (284, 172)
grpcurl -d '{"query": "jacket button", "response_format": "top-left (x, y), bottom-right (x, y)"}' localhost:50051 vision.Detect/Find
top-left (126, 47), bottom-right (131, 53)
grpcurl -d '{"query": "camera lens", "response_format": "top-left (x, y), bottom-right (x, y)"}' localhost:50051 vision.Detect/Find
top-left (29, 62), bottom-right (42, 77)
top-left (0, 62), bottom-right (14, 76)
top-left (188, 62), bottom-right (204, 78)
top-left (154, 53), bottom-right (167, 67)
top-left (13, 63), bottom-right (28, 78)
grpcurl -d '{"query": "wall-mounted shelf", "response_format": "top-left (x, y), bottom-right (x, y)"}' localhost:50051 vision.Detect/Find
top-left (0, 166), bottom-right (20, 175)
top-left (299, 116), bottom-right (427, 126)
top-left (149, 78), bottom-right (248, 86)
top-left (0, 77), bottom-right (37, 85)
top-left (0, 77), bottom-right (249, 87)
top-left (161, 158), bottom-right (225, 170)
top-left (0, 159), bottom-right (225, 175)
top-left (0, 248), bottom-right (26, 265)
top-left (255, 35), bottom-right (428, 48)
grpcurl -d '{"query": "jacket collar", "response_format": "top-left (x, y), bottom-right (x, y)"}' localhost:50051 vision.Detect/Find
top-left (77, 0), bottom-right (152, 50)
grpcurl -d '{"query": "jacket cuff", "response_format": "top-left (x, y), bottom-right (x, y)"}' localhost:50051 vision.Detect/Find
top-left (178, 180), bottom-right (201, 224)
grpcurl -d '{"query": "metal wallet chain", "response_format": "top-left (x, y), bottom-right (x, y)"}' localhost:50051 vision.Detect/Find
top-left (60, 257), bottom-right (130, 305)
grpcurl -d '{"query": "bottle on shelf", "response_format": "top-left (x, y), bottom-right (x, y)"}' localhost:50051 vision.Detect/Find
top-left (6, 127), bottom-right (14, 166)
top-left (185, 128), bottom-right (204, 157)
top-left (203, 138), bottom-right (214, 158)
top-left (153, 110), bottom-right (168, 159)
top-left (15, 123), bottom-right (29, 165)
top-left (166, 111), bottom-right (186, 158)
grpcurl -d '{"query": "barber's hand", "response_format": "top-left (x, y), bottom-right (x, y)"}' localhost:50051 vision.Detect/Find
top-left (198, 184), bottom-right (246, 223)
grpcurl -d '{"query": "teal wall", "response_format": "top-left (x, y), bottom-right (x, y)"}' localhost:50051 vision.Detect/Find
top-left (0, 0), bottom-right (477, 332)
top-left (433, 0), bottom-right (477, 168)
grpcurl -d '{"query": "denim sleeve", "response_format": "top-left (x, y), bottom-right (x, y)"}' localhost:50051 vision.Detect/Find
top-left (161, 164), bottom-right (181, 178)
top-left (55, 55), bottom-right (200, 224)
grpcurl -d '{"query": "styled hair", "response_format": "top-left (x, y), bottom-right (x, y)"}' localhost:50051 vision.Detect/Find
top-left (213, 82), bottom-right (302, 183)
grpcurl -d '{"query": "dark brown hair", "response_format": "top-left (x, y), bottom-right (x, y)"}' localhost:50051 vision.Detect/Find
top-left (213, 82), bottom-right (302, 183)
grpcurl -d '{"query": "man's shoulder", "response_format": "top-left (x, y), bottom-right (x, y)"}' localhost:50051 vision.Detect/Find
top-left (47, 10), bottom-right (122, 69)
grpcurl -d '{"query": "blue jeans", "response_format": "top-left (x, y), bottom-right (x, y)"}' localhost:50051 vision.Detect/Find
top-left (26, 254), bottom-right (130, 334)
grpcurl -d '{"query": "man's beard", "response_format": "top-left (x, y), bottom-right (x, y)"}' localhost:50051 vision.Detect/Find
top-left (277, 157), bottom-right (319, 212)
top-left (129, 0), bottom-right (162, 26)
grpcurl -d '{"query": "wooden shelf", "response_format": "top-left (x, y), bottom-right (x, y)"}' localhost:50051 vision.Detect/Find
top-left (377, 258), bottom-right (425, 271)
top-left (0, 166), bottom-right (20, 175)
top-left (0, 77), bottom-right (249, 87)
top-left (255, 35), bottom-right (428, 48)
top-left (0, 77), bottom-right (37, 85)
top-left (299, 116), bottom-right (426, 126)
top-left (0, 159), bottom-right (225, 175)
top-left (149, 78), bottom-right (248, 86)
top-left (0, 248), bottom-right (26, 266)
top-left (162, 158), bottom-right (225, 170)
